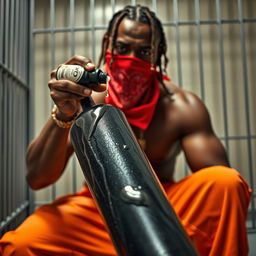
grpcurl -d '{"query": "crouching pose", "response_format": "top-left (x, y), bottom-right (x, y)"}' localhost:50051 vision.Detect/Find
top-left (0, 5), bottom-right (251, 256)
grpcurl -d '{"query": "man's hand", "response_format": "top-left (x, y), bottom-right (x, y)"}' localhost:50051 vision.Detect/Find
top-left (48, 55), bottom-right (103, 121)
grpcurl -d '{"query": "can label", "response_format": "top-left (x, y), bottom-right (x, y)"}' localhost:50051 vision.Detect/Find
top-left (56, 65), bottom-right (84, 83)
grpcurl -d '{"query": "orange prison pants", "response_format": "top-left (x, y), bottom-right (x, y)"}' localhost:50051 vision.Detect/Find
top-left (0, 166), bottom-right (251, 256)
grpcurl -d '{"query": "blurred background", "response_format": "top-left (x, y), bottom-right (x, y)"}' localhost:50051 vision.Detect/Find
top-left (0, 0), bottom-right (255, 254)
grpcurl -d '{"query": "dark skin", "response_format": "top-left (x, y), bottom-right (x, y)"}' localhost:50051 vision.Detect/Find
top-left (26, 18), bottom-right (229, 190)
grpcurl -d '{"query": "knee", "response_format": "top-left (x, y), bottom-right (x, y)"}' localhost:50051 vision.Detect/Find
top-left (196, 165), bottom-right (249, 194)
top-left (0, 231), bottom-right (31, 255)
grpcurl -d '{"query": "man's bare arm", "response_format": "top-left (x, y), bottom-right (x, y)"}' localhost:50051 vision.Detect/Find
top-left (25, 56), bottom-right (107, 190)
top-left (180, 91), bottom-right (230, 172)
top-left (26, 119), bottom-right (74, 190)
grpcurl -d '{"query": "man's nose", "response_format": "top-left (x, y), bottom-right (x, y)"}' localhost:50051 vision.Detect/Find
top-left (127, 50), bottom-right (137, 58)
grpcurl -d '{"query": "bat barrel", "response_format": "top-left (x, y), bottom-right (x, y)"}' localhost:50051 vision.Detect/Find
top-left (70, 101), bottom-right (198, 256)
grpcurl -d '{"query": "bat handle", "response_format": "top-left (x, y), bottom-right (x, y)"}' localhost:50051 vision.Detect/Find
top-left (81, 97), bottom-right (95, 111)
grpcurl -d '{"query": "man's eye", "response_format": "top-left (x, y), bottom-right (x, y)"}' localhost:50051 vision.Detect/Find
top-left (141, 49), bottom-right (152, 56)
top-left (115, 45), bottom-right (127, 53)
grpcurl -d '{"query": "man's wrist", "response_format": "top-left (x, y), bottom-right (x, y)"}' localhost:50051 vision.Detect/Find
top-left (51, 105), bottom-right (78, 129)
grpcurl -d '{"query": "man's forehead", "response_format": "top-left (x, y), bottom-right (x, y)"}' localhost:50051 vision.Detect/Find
top-left (117, 18), bottom-right (152, 39)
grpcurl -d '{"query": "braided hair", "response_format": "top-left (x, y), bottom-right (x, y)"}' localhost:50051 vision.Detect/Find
top-left (97, 5), bottom-right (170, 93)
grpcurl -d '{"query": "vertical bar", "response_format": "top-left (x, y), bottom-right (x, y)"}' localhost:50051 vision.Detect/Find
top-left (237, 0), bottom-right (255, 229)
top-left (90, 0), bottom-right (96, 61)
top-left (23, 0), bottom-right (29, 83)
top-left (0, 0), bottom-right (4, 62)
top-left (19, 0), bottom-right (24, 79)
top-left (9, 0), bottom-right (14, 71)
top-left (131, 0), bottom-right (136, 6)
top-left (1, 10), bottom-right (7, 227)
top-left (152, 0), bottom-right (157, 13)
top-left (17, 1), bottom-right (23, 213)
top-left (16, 0), bottom-right (21, 77)
top-left (22, 88), bottom-right (26, 208)
top-left (23, 89), bottom-right (28, 206)
top-left (6, 6), bottom-right (11, 216)
top-left (19, 89), bottom-right (22, 207)
top-left (15, 87), bottom-right (19, 209)
top-left (28, 0), bottom-right (36, 213)
top-left (29, 0), bottom-right (35, 143)
top-left (19, 0), bottom-right (25, 80)
top-left (8, 79), bottom-right (14, 214)
top-left (194, 0), bottom-right (205, 101)
top-left (5, 0), bottom-right (9, 66)
top-left (0, 67), bottom-right (3, 221)
top-left (8, 78), bottom-right (12, 216)
top-left (70, 0), bottom-right (75, 56)
top-left (18, 2), bottom-right (22, 211)
top-left (9, 75), bottom-right (12, 213)
top-left (17, 89), bottom-right (23, 205)
top-left (14, 0), bottom-right (20, 75)
top-left (70, 0), bottom-right (77, 193)
top-left (0, 0), bottom-right (3, 224)
top-left (173, 0), bottom-right (188, 174)
top-left (111, 0), bottom-right (116, 14)
top-left (215, 0), bottom-right (229, 152)
top-left (18, 90), bottom-right (22, 207)
top-left (173, 0), bottom-right (183, 87)
top-left (50, 0), bottom-right (56, 200)
top-left (50, 0), bottom-right (56, 69)
top-left (11, 77), bottom-right (15, 213)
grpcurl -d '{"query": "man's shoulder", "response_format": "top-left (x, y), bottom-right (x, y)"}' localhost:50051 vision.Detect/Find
top-left (162, 82), bottom-right (205, 111)
top-left (161, 82), bottom-right (211, 133)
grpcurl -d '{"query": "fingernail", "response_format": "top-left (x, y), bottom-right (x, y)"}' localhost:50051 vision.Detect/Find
top-left (86, 63), bottom-right (94, 69)
top-left (92, 84), bottom-right (107, 92)
top-left (83, 89), bottom-right (90, 96)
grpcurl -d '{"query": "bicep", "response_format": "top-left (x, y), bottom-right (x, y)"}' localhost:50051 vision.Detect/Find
top-left (182, 132), bottom-right (230, 172)
top-left (179, 91), bottom-right (230, 172)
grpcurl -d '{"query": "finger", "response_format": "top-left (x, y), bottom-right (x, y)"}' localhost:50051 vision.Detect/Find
top-left (85, 62), bottom-right (95, 71)
top-left (48, 79), bottom-right (92, 97)
top-left (50, 89), bottom-right (86, 102)
top-left (64, 55), bottom-right (95, 69)
top-left (91, 83), bottom-right (107, 92)
top-left (50, 69), bottom-right (57, 79)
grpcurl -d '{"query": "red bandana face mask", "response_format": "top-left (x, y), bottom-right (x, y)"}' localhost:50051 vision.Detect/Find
top-left (105, 50), bottom-right (160, 130)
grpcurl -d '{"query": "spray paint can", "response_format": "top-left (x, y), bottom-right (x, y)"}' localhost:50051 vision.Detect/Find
top-left (56, 64), bottom-right (108, 88)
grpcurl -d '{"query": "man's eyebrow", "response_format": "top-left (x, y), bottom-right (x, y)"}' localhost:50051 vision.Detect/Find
top-left (116, 40), bottom-right (129, 45)
top-left (115, 41), bottom-right (151, 48)
top-left (140, 45), bottom-right (151, 49)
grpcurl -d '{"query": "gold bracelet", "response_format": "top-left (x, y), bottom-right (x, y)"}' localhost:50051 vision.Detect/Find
top-left (51, 105), bottom-right (77, 129)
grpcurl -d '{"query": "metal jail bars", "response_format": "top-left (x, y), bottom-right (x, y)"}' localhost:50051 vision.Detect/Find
top-left (0, 0), bottom-right (32, 237)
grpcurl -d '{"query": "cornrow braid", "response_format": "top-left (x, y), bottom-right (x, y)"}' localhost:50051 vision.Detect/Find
top-left (142, 7), bottom-right (156, 69)
top-left (109, 10), bottom-right (129, 69)
top-left (97, 5), bottom-right (171, 95)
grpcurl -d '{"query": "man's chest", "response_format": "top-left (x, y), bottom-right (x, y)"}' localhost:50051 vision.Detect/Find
top-left (132, 115), bottom-right (182, 165)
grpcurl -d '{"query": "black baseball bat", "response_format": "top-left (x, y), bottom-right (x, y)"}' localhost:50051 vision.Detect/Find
top-left (70, 97), bottom-right (198, 256)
